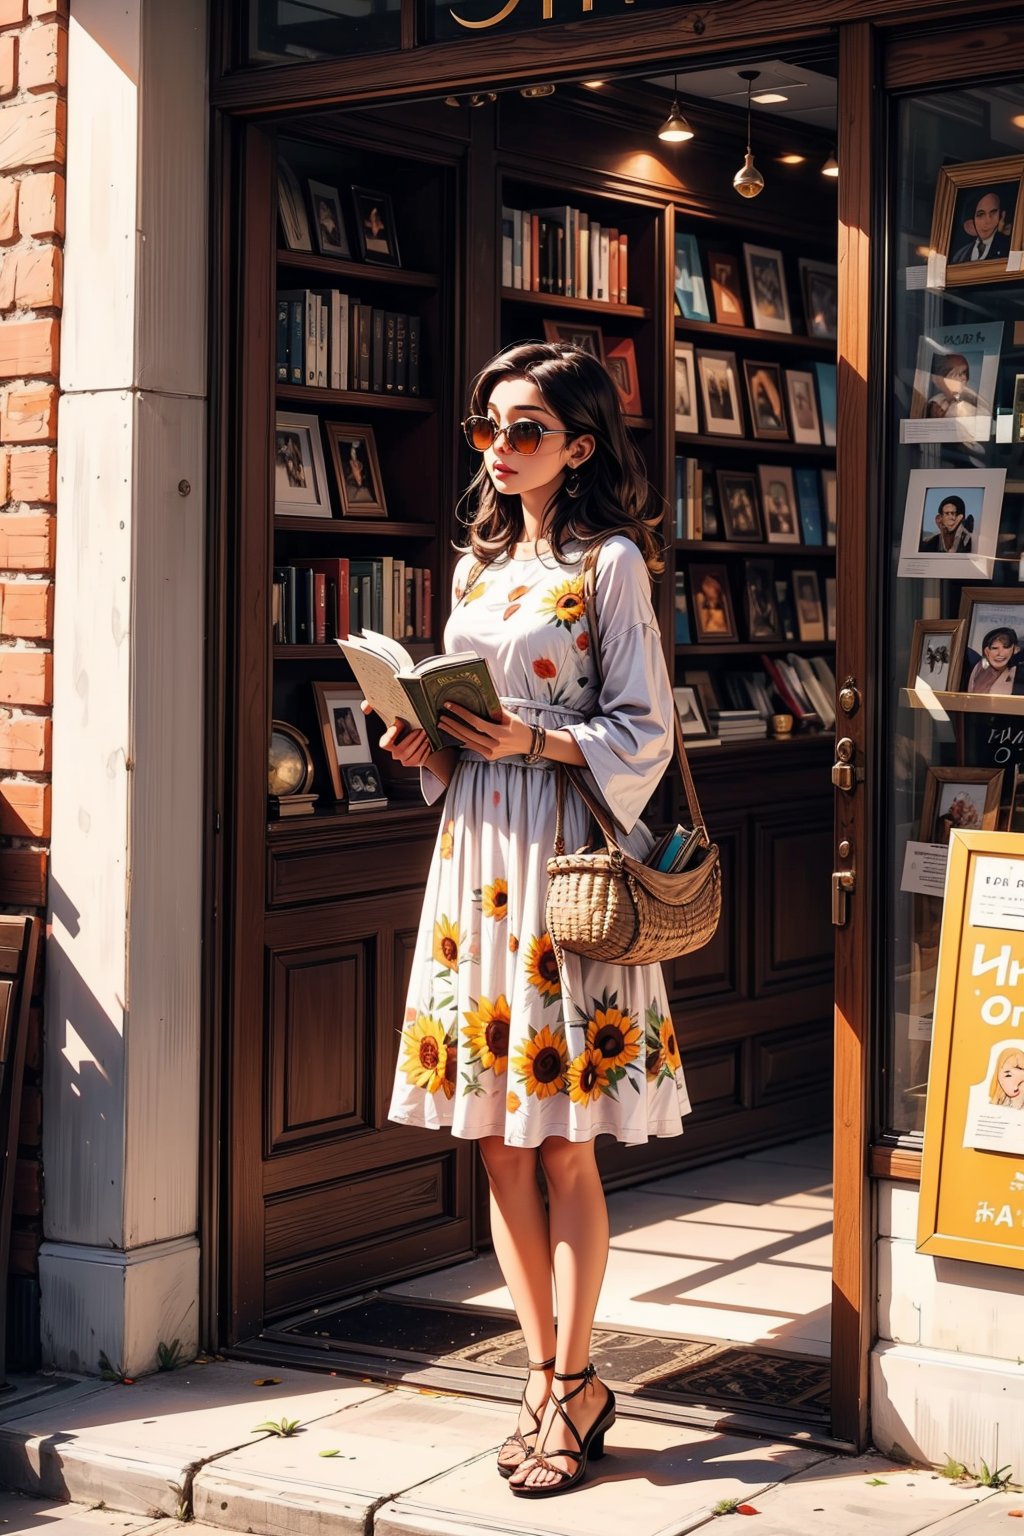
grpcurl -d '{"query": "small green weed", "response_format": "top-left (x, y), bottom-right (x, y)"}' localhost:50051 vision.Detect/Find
top-left (98, 1351), bottom-right (133, 1384)
top-left (712, 1497), bottom-right (739, 1515)
top-left (978, 1460), bottom-right (1013, 1490)
top-left (157, 1339), bottom-right (184, 1371)
top-left (939, 1454), bottom-right (969, 1481)
top-left (252, 1416), bottom-right (302, 1438)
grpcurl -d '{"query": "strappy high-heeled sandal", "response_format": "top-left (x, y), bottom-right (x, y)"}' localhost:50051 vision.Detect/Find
top-left (496, 1354), bottom-right (555, 1479)
top-left (508, 1362), bottom-right (616, 1499)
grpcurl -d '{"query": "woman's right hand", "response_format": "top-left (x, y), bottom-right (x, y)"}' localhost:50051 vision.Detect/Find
top-left (361, 700), bottom-right (434, 766)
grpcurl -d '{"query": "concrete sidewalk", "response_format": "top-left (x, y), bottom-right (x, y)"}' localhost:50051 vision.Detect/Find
top-left (0, 1359), bottom-right (1019, 1536)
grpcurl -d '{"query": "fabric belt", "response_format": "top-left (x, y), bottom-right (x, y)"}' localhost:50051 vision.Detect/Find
top-left (458, 697), bottom-right (585, 770)
top-left (499, 694), bottom-right (586, 720)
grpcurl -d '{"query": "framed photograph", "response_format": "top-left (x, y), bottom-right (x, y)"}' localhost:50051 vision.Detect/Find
top-left (673, 685), bottom-right (711, 741)
top-left (673, 572), bottom-right (692, 643)
top-left (795, 467), bottom-right (823, 545)
top-left (774, 578), bottom-right (797, 641)
top-left (758, 465), bottom-right (801, 544)
top-left (814, 362), bottom-right (837, 446)
top-left (904, 322), bottom-right (1003, 446)
top-left (351, 185), bottom-right (401, 266)
top-left (1008, 766), bottom-right (1024, 834)
top-left (707, 251), bottom-right (745, 326)
top-left (684, 668), bottom-right (721, 720)
top-left (311, 681), bottom-right (374, 800)
top-left (716, 469), bottom-right (762, 541)
top-left (277, 159), bottom-right (312, 252)
top-left (743, 243), bottom-right (792, 334)
top-left (798, 258), bottom-right (838, 340)
top-left (792, 569), bottom-right (825, 641)
top-left (743, 558), bottom-right (781, 642)
top-left (896, 468), bottom-right (1006, 579)
top-left (956, 587), bottom-right (1024, 697)
top-left (674, 231), bottom-right (710, 322)
top-left (324, 423), bottom-right (388, 518)
top-left (918, 767), bottom-right (1003, 844)
top-left (929, 156), bottom-right (1024, 288)
top-left (342, 761), bottom-right (387, 805)
top-left (275, 412), bottom-right (332, 518)
top-left (786, 368), bottom-right (822, 445)
top-left (673, 341), bottom-right (699, 433)
top-left (307, 178), bottom-right (351, 259)
top-left (604, 335), bottom-right (642, 415)
top-left (700, 472), bottom-right (722, 540)
top-left (542, 318), bottom-right (606, 363)
top-left (821, 468), bottom-right (837, 547)
top-left (690, 563), bottom-right (738, 643)
top-left (743, 360), bottom-right (789, 441)
top-left (696, 349), bottom-right (744, 437)
top-left (825, 576), bottom-right (837, 643)
top-left (906, 618), bottom-right (966, 694)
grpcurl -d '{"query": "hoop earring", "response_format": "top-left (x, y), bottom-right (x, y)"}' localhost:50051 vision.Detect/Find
top-left (564, 466), bottom-right (582, 499)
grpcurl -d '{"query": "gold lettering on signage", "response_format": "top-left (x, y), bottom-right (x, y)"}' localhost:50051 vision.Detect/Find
top-left (450, 0), bottom-right (597, 28)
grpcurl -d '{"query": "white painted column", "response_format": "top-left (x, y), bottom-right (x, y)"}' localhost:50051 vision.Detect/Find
top-left (41, 0), bottom-right (208, 1375)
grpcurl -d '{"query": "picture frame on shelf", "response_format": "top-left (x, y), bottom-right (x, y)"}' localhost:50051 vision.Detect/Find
top-left (690, 563), bottom-right (738, 643)
top-left (311, 681), bottom-right (375, 801)
top-left (716, 469), bottom-right (762, 541)
top-left (743, 558), bottom-right (782, 642)
top-left (774, 578), bottom-right (797, 641)
top-left (673, 685), bottom-right (712, 741)
top-left (896, 468), bottom-right (1005, 579)
top-left (605, 336), bottom-right (642, 415)
top-left (918, 766), bottom-right (1004, 844)
top-left (277, 159), bottom-right (312, 252)
top-left (673, 573), bottom-right (692, 643)
top-left (821, 468), bottom-right (837, 546)
top-left (673, 341), bottom-right (699, 433)
top-left (275, 411), bottom-right (332, 518)
top-left (674, 231), bottom-right (710, 322)
top-left (707, 250), bottom-right (746, 326)
top-left (825, 576), bottom-right (837, 643)
top-left (342, 761), bottom-right (388, 808)
top-left (1008, 766), bottom-right (1024, 834)
top-left (904, 321), bottom-right (1003, 445)
top-left (351, 185), bottom-right (401, 266)
top-left (700, 469), bottom-right (722, 539)
top-left (743, 243), bottom-right (792, 333)
top-left (696, 349), bottom-right (744, 437)
top-left (308, 178), bottom-right (351, 259)
top-left (956, 587), bottom-right (1024, 697)
top-left (543, 318), bottom-right (606, 362)
top-left (798, 258), bottom-right (838, 340)
top-left (928, 156), bottom-right (1024, 288)
top-left (324, 422), bottom-right (388, 518)
top-left (758, 465), bottom-right (801, 544)
top-left (906, 618), bottom-right (966, 695)
top-left (815, 361), bottom-right (837, 446)
top-left (743, 360), bottom-right (789, 441)
top-left (786, 368), bottom-right (823, 444)
top-left (792, 569), bottom-right (825, 641)
top-left (684, 668), bottom-right (721, 720)
top-left (795, 467), bottom-right (824, 545)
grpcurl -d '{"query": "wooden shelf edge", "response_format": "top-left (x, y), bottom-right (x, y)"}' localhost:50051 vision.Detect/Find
top-left (902, 686), bottom-right (1024, 717)
top-left (675, 318), bottom-right (836, 351)
top-left (676, 541), bottom-right (834, 557)
top-left (675, 641), bottom-right (835, 655)
top-left (274, 517), bottom-right (436, 536)
top-left (277, 250), bottom-right (438, 288)
top-left (870, 1144), bottom-right (922, 1183)
top-left (676, 433), bottom-right (837, 456)
top-left (277, 384), bottom-right (434, 411)
top-left (500, 286), bottom-right (650, 319)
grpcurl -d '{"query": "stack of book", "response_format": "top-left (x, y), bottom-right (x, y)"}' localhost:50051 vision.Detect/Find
top-left (272, 556), bottom-right (432, 644)
top-left (500, 204), bottom-right (628, 302)
top-left (277, 289), bottom-right (421, 395)
top-left (761, 653), bottom-right (836, 730)
top-left (710, 708), bottom-right (768, 742)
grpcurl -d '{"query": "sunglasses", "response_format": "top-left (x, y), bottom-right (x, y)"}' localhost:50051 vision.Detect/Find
top-left (461, 415), bottom-right (574, 456)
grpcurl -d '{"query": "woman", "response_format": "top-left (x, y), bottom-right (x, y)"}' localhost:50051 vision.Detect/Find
top-left (988, 1046), bottom-right (1024, 1110)
top-left (367, 341), bottom-right (690, 1498)
top-left (966, 626), bottom-right (1020, 695)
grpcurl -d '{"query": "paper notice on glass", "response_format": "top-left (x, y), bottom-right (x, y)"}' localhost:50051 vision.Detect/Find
top-left (900, 840), bottom-right (950, 897)
top-left (905, 265), bottom-right (928, 290)
top-left (900, 416), bottom-right (992, 444)
top-left (1007, 250), bottom-right (1024, 273)
top-left (898, 1010), bottom-right (933, 1043)
top-left (963, 1038), bottom-right (1024, 1153)
top-left (969, 855), bottom-right (1024, 932)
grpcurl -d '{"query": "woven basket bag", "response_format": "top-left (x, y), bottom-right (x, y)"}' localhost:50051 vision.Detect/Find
top-left (544, 549), bottom-right (722, 967)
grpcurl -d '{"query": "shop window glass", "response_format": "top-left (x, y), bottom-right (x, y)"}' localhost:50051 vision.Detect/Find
top-left (246, 0), bottom-right (401, 64)
top-left (884, 81), bottom-right (1024, 1140)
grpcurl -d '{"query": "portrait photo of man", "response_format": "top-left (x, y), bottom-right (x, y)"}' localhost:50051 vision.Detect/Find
top-left (951, 184), bottom-right (1015, 263)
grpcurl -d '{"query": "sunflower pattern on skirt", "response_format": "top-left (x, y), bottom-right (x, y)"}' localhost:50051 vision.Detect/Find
top-left (388, 536), bottom-right (692, 1147)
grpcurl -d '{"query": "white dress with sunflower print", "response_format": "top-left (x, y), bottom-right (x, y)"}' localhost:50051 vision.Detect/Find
top-left (388, 534), bottom-right (692, 1147)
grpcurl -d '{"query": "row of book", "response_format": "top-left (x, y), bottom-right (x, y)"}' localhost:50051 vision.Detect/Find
top-left (271, 556), bottom-right (433, 645)
top-left (701, 654), bottom-right (837, 741)
top-left (500, 204), bottom-right (629, 302)
top-left (276, 288), bottom-right (422, 395)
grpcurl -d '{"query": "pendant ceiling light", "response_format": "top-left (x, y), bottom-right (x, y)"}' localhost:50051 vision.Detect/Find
top-left (658, 75), bottom-right (694, 144)
top-left (733, 69), bottom-right (766, 199)
top-left (821, 149), bottom-right (839, 179)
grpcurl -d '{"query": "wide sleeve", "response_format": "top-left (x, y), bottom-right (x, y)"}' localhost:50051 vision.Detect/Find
top-left (419, 551), bottom-right (475, 807)
top-left (565, 536), bottom-right (675, 835)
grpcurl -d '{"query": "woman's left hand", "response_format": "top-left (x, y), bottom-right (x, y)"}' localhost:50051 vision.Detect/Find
top-left (441, 701), bottom-right (532, 760)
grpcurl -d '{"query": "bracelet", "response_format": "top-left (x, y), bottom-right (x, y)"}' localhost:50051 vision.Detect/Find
top-left (523, 723), bottom-right (547, 764)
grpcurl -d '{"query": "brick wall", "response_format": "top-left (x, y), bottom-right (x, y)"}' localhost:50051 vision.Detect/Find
top-left (0, 0), bottom-right (66, 1370)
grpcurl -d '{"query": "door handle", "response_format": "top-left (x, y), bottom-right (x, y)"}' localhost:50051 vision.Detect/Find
top-left (832, 868), bottom-right (856, 927)
top-left (831, 736), bottom-right (863, 794)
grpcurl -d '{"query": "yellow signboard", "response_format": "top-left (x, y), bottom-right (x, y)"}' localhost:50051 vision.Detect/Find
top-left (918, 830), bottom-right (1024, 1270)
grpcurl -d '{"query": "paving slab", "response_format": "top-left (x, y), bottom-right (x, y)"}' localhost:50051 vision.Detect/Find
top-left (0, 1490), bottom-right (234, 1536)
top-left (734, 1455), bottom-right (1010, 1536)
top-left (193, 1386), bottom-right (513, 1536)
top-left (374, 1414), bottom-right (828, 1536)
top-left (923, 1490), bottom-right (1024, 1531)
top-left (0, 1360), bottom-right (385, 1518)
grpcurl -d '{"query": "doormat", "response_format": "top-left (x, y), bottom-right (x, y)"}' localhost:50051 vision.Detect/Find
top-left (278, 1295), bottom-right (830, 1418)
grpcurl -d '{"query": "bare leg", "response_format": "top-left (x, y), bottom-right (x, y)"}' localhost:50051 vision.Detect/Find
top-left (479, 1137), bottom-right (556, 1469)
top-left (510, 1138), bottom-right (612, 1491)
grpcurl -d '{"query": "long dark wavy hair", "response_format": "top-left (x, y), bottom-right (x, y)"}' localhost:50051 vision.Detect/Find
top-left (456, 340), bottom-right (665, 575)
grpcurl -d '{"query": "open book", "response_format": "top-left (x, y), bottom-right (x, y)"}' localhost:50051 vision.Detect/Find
top-left (338, 630), bottom-right (503, 753)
